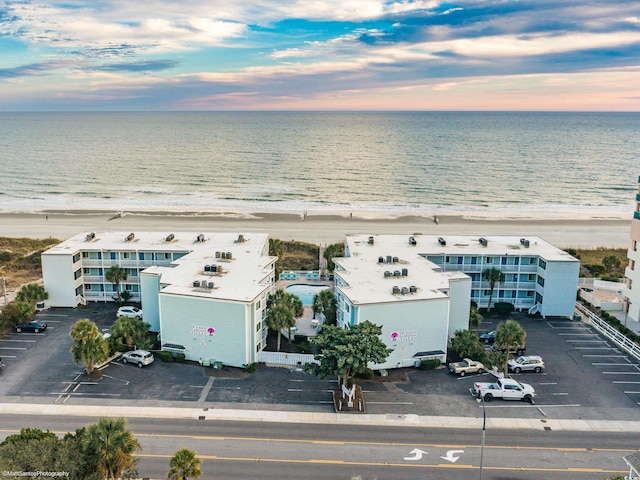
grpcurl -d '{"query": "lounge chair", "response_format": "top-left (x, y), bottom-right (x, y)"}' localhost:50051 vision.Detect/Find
top-left (312, 272), bottom-right (320, 280)
top-left (291, 272), bottom-right (297, 280)
top-left (306, 272), bottom-right (313, 280)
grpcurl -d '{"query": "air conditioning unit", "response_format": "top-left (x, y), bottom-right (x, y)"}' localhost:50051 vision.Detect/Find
top-left (193, 280), bottom-right (200, 288)
top-left (204, 265), bottom-right (211, 272)
top-left (368, 236), bottom-right (374, 245)
top-left (409, 236), bottom-right (417, 246)
top-left (438, 237), bottom-right (446, 246)
top-left (225, 252), bottom-right (232, 260)
top-left (196, 234), bottom-right (205, 242)
top-left (401, 268), bottom-right (408, 276)
top-left (207, 281), bottom-right (214, 289)
top-left (125, 233), bottom-right (135, 242)
top-left (85, 232), bottom-right (96, 241)
top-left (479, 237), bottom-right (488, 247)
top-left (166, 233), bottom-right (175, 242)
top-left (238, 234), bottom-right (245, 243)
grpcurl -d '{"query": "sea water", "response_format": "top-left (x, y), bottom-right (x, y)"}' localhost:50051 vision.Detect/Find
top-left (0, 111), bottom-right (638, 218)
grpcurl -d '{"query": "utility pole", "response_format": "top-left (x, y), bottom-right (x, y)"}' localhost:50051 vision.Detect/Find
top-left (477, 395), bottom-right (486, 480)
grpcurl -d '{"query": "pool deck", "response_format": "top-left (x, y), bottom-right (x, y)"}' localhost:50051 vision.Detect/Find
top-left (277, 277), bottom-right (333, 338)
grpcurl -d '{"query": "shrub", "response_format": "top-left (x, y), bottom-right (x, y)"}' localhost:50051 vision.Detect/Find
top-left (585, 264), bottom-right (605, 276)
top-left (157, 351), bottom-right (174, 363)
top-left (494, 302), bottom-right (515, 316)
top-left (175, 353), bottom-right (186, 363)
top-left (243, 362), bottom-right (262, 373)
top-left (418, 359), bottom-right (441, 370)
top-left (355, 368), bottom-right (374, 380)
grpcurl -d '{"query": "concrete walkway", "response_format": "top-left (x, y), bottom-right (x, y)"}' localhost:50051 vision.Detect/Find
top-left (1, 401), bottom-right (638, 433)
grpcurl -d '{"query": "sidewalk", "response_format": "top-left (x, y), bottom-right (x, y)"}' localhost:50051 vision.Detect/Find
top-left (1, 400), bottom-right (638, 433)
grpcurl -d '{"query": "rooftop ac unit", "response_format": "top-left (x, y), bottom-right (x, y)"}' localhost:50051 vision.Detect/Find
top-left (237, 234), bottom-right (245, 243)
top-left (401, 287), bottom-right (409, 295)
top-left (211, 265), bottom-right (218, 273)
top-left (207, 281), bottom-right (214, 289)
top-left (85, 232), bottom-right (96, 241)
top-left (392, 256), bottom-right (399, 263)
top-left (196, 233), bottom-right (205, 242)
top-left (386, 255), bottom-right (392, 263)
top-left (401, 268), bottom-right (408, 276)
top-left (204, 265), bottom-right (211, 272)
top-left (378, 256), bottom-right (384, 264)
top-left (193, 280), bottom-right (200, 288)
top-left (215, 251), bottom-right (221, 258)
top-left (409, 285), bottom-right (417, 293)
top-left (166, 233), bottom-right (175, 242)
top-left (125, 233), bottom-right (135, 242)
top-left (394, 270), bottom-right (401, 277)
top-left (392, 286), bottom-right (400, 294)
top-left (384, 271), bottom-right (391, 278)
top-left (368, 236), bottom-right (375, 245)
top-left (409, 236), bottom-right (417, 246)
top-left (225, 252), bottom-right (232, 260)
top-left (438, 237), bottom-right (446, 246)
top-left (479, 237), bottom-right (488, 247)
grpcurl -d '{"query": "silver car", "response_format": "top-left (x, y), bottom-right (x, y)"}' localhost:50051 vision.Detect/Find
top-left (121, 350), bottom-right (154, 368)
top-left (508, 355), bottom-right (544, 373)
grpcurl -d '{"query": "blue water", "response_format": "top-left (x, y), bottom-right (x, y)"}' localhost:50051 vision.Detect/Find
top-left (0, 111), bottom-right (638, 217)
top-left (286, 284), bottom-right (330, 305)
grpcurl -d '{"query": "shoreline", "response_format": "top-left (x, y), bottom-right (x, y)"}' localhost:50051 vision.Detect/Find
top-left (0, 210), bottom-right (632, 249)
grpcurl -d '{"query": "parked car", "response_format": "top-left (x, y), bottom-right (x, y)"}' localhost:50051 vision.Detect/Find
top-left (116, 306), bottom-right (143, 319)
top-left (121, 350), bottom-right (154, 367)
top-left (490, 343), bottom-right (526, 356)
top-left (15, 321), bottom-right (47, 333)
top-left (508, 355), bottom-right (544, 373)
top-left (0, 357), bottom-right (4, 368)
top-left (471, 376), bottom-right (535, 403)
top-left (479, 329), bottom-right (496, 344)
top-left (448, 358), bottom-right (485, 376)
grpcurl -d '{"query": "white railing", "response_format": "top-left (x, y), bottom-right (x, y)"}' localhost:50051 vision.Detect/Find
top-left (579, 290), bottom-right (623, 311)
top-left (257, 351), bottom-right (318, 366)
top-left (575, 303), bottom-right (640, 361)
top-left (578, 278), bottom-right (625, 291)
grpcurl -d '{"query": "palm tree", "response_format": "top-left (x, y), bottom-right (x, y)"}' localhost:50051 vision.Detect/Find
top-left (111, 316), bottom-right (150, 350)
top-left (482, 267), bottom-right (505, 312)
top-left (495, 319), bottom-right (526, 374)
top-left (602, 255), bottom-right (621, 274)
top-left (265, 303), bottom-right (295, 351)
top-left (312, 289), bottom-right (337, 326)
top-left (85, 417), bottom-right (140, 480)
top-left (269, 238), bottom-right (287, 277)
top-left (450, 329), bottom-right (485, 360)
top-left (105, 265), bottom-right (128, 303)
top-left (323, 243), bottom-right (344, 272)
top-left (469, 305), bottom-right (483, 330)
top-left (167, 448), bottom-right (202, 480)
top-left (70, 319), bottom-right (108, 374)
top-left (15, 283), bottom-right (48, 306)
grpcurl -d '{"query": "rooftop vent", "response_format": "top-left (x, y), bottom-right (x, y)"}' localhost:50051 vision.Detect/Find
top-left (216, 265), bottom-right (223, 274)
top-left (166, 233), bottom-right (175, 242)
top-left (394, 270), bottom-right (401, 277)
top-left (392, 286), bottom-right (400, 295)
top-left (401, 287), bottom-right (409, 295)
top-left (378, 256), bottom-right (384, 264)
top-left (386, 255), bottom-right (392, 263)
top-left (520, 238), bottom-right (530, 247)
top-left (237, 234), bottom-right (245, 243)
top-left (368, 236), bottom-right (375, 245)
top-left (409, 285), bottom-right (417, 293)
top-left (409, 236), bottom-right (417, 246)
top-left (401, 268), bottom-right (408, 276)
top-left (479, 237), bottom-right (488, 247)
top-left (211, 264), bottom-right (218, 273)
top-left (204, 264), bottom-right (211, 272)
top-left (438, 237), bottom-right (446, 246)
top-left (392, 256), bottom-right (399, 263)
top-left (207, 281), bottom-right (214, 289)
top-left (384, 271), bottom-right (391, 278)
top-left (225, 252), bottom-right (232, 260)
top-left (125, 233), bottom-right (135, 242)
top-left (193, 280), bottom-right (201, 288)
top-left (85, 232), bottom-right (96, 241)
top-left (215, 251), bottom-right (221, 258)
top-left (196, 233), bottom-right (205, 243)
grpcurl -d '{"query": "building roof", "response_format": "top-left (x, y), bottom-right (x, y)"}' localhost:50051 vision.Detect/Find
top-left (625, 451), bottom-right (640, 475)
top-left (404, 234), bottom-right (578, 261)
top-left (45, 231), bottom-right (276, 303)
top-left (334, 235), bottom-right (469, 306)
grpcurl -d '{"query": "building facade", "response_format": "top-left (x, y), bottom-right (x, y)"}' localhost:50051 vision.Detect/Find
top-left (623, 175), bottom-right (640, 324)
top-left (42, 232), bottom-right (276, 367)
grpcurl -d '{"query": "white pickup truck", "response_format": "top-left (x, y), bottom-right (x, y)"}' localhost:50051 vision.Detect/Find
top-left (471, 377), bottom-right (535, 403)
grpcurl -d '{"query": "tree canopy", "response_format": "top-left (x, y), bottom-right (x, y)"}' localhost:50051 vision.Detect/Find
top-left (105, 265), bottom-right (128, 303)
top-left (312, 288), bottom-right (337, 326)
top-left (495, 319), bottom-right (526, 373)
top-left (323, 243), bottom-right (344, 272)
top-left (85, 417), bottom-right (140, 480)
top-left (15, 283), bottom-right (48, 306)
top-left (306, 321), bottom-right (392, 386)
top-left (70, 319), bottom-right (109, 374)
top-left (110, 316), bottom-right (151, 352)
top-left (482, 267), bottom-right (505, 312)
top-left (167, 448), bottom-right (203, 480)
top-left (450, 329), bottom-right (485, 360)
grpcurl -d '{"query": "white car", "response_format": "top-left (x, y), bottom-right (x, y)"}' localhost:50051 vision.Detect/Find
top-left (508, 355), bottom-right (544, 373)
top-left (121, 350), bottom-right (154, 368)
top-left (116, 306), bottom-right (143, 319)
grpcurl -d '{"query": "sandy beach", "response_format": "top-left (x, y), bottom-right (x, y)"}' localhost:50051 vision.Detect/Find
top-left (0, 210), bottom-right (632, 249)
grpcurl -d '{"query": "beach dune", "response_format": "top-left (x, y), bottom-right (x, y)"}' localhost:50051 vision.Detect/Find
top-left (0, 211), bottom-right (631, 249)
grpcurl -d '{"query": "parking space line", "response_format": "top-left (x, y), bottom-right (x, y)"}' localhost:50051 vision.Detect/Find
top-left (49, 392), bottom-right (122, 397)
top-left (603, 372), bottom-right (640, 375)
top-left (546, 393), bottom-right (569, 396)
top-left (566, 339), bottom-right (607, 343)
top-left (0, 355), bottom-right (16, 358)
top-left (592, 363), bottom-right (635, 366)
top-left (613, 381), bottom-right (640, 384)
top-left (624, 391), bottom-right (640, 394)
top-left (573, 347), bottom-right (614, 350)
top-left (367, 401), bottom-right (414, 405)
top-left (538, 382), bottom-right (558, 385)
top-left (36, 314), bottom-right (68, 317)
top-left (0, 347), bottom-right (27, 350)
top-left (559, 333), bottom-right (598, 336)
top-left (583, 354), bottom-right (628, 357)
top-left (0, 339), bottom-right (36, 343)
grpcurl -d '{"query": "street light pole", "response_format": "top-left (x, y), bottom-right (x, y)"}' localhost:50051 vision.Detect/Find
top-left (477, 395), bottom-right (486, 480)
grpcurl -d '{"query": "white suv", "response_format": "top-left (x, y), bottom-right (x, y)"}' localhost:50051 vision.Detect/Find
top-left (508, 355), bottom-right (544, 373)
top-left (116, 306), bottom-right (143, 319)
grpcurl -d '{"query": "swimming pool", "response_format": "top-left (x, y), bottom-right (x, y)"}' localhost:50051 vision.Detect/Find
top-left (285, 284), bottom-right (331, 305)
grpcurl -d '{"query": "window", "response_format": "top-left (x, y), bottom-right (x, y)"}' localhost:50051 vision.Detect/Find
top-left (537, 276), bottom-right (545, 287)
top-left (75, 286), bottom-right (83, 296)
top-left (82, 252), bottom-right (89, 258)
top-left (345, 304), bottom-right (350, 313)
top-left (514, 257), bottom-right (519, 265)
top-left (110, 252), bottom-right (116, 260)
top-left (256, 321), bottom-right (261, 332)
top-left (501, 257), bottom-right (507, 265)
top-left (139, 252), bottom-right (145, 260)
top-left (72, 253), bottom-right (81, 263)
top-left (485, 257), bottom-right (493, 264)
top-left (73, 269), bottom-right (82, 280)
top-left (256, 300), bottom-right (261, 310)
top-left (538, 258), bottom-right (547, 269)
top-left (471, 290), bottom-right (479, 298)
top-left (471, 256), bottom-right (477, 265)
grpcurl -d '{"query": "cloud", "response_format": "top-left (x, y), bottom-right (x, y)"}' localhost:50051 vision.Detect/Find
top-left (92, 60), bottom-right (179, 73)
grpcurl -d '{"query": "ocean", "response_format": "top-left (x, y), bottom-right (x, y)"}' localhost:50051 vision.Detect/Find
top-left (0, 111), bottom-right (638, 218)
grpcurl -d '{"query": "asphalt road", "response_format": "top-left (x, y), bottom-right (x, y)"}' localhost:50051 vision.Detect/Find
top-left (0, 415), bottom-right (634, 480)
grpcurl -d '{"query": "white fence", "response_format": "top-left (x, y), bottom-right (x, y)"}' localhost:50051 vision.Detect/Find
top-left (575, 303), bottom-right (640, 362)
top-left (578, 278), bottom-right (626, 291)
top-left (257, 351), bottom-right (318, 367)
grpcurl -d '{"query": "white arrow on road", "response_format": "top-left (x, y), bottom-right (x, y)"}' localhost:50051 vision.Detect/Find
top-left (440, 450), bottom-right (464, 463)
top-left (404, 448), bottom-right (428, 461)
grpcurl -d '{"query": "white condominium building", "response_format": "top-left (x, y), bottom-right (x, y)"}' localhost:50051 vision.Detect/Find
top-left (333, 234), bottom-right (579, 370)
top-left (42, 232), bottom-right (276, 367)
top-left (623, 175), bottom-right (640, 323)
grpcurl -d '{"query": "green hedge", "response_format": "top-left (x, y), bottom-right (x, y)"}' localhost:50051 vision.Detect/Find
top-left (418, 359), bottom-right (441, 370)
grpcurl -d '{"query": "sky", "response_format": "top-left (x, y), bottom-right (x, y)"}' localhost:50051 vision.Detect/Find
top-left (1, 0), bottom-right (640, 111)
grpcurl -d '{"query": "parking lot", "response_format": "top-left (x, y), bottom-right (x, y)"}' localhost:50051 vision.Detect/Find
top-left (1, 305), bottom-right (639, 421)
